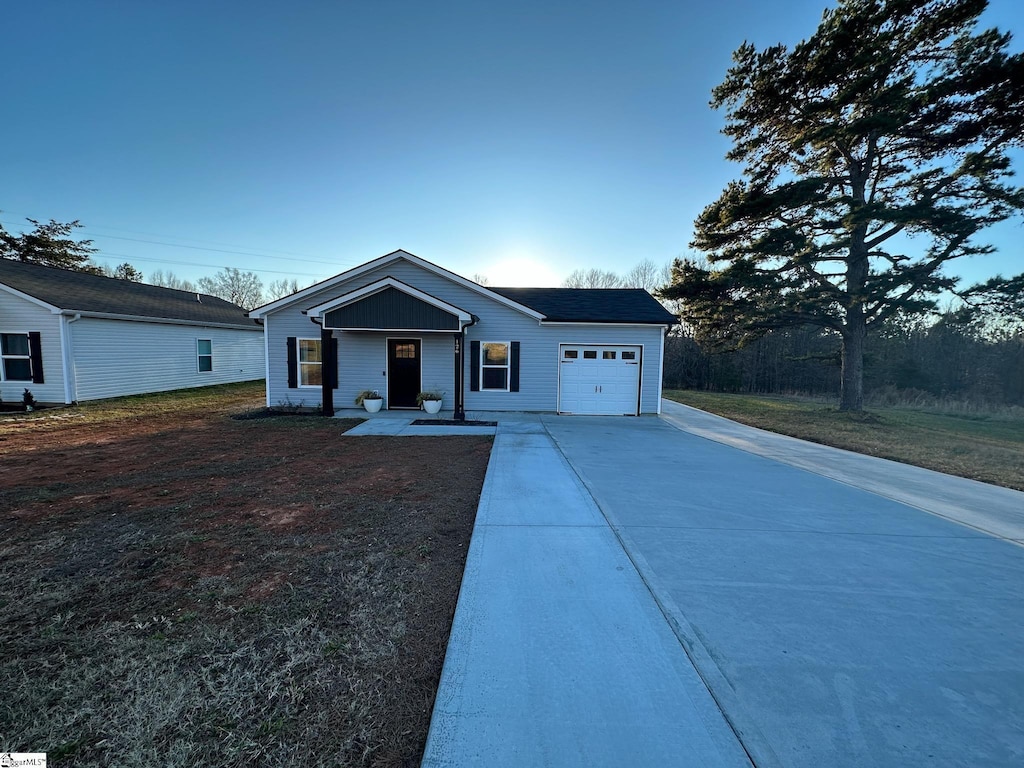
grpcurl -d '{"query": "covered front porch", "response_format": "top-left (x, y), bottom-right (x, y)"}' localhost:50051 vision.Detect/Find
top-left (303, 276), bottom-right (477, 419)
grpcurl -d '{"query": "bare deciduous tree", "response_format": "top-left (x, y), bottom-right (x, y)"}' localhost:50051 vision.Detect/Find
top-left (197, 267), bottom-right (264, 310)
top-left (266, 278), bottom-right (301, 301)
top-left (562, 268), bottom-right (623, 288)
top-left (148, 270), bottom-right (197, 292)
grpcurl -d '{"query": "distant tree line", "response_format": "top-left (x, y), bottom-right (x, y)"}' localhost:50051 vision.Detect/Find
top-left (663, 311), bottom-right (1024, 408)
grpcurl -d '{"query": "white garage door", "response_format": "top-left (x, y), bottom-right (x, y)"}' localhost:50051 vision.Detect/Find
top-left (558, 344), bottom-right (641, 415)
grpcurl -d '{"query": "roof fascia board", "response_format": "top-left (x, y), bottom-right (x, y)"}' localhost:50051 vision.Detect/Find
top-left (58, 310), bottom-right (261, 331)
top-left (306, 276), bottom-right (472, 323)
top-left (539, 320), bottom-right (674, 327)
top-left (249, 249), bottom-right (545, 320)
top-left (329, 327), bottom-right (463, 334)
top-left (0, 282), bottom-right (62, 312)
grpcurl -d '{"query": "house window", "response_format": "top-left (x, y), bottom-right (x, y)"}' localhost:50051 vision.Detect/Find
top-left (481, 341), bottom-right (510, 391)
top-left (393, 342), bottom-right (416, 359)
top-left (622, 350), bottom-right (637, 361)
top-left (298, 338), bottom-right (322, 386)
top-left (603, 351), bottom-right (616, 359)
top-left (563, 349), bottom-right (578, 359)
top-left (197, 339), bottom-right (213, 372)
top-left (583, 350), bottom-right (597, 359)
top-left (1, 333), bottom-right (32, 381)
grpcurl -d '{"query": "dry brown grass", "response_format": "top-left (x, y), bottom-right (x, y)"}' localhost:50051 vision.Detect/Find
top-left (0, 382), bottom-right (491, 766)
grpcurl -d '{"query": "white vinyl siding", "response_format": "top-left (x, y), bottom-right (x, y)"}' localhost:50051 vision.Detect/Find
top-left (70, 318), bottom-right (263, 401)
top-left (261, 258), bottom-right (667, 414)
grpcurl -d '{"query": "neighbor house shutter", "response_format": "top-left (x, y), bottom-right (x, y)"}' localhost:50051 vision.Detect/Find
top-left (329, 337), bottom-right (339, 389)
top-left (286, 337), bottom-right (298, 388)
top-left (510, 341), bottom-right (520, 392)
top-left (28, 332), bottom-right (44, 384)
top-left (469, 340), bottom-right (480, 392)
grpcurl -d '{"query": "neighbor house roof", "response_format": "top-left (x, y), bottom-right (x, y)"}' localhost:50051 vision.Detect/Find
top-left (0, 258), bottom-right (260, 329)
top-left (489, 287), bottom-right (677, 324)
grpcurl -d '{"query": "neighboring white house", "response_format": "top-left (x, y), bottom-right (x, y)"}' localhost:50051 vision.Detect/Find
top-left (249, 250), bottom-right (677, 417)
top-left (0, 259), bottom-right (265, 404)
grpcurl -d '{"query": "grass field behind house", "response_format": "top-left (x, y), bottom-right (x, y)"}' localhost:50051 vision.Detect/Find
top-left (0, 381), bottom-right (492, 767)
top-left (664, 389), bottom-right (1024, 491)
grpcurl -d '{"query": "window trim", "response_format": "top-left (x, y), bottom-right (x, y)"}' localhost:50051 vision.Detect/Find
top-left (480, 340), bottom-right (511, 392)
top-left (1, 331), bottom-right (33, 382)
top-left (297, 337), bottom-right (323, 388)
top-left (197, 338), bottom-right (213, 373)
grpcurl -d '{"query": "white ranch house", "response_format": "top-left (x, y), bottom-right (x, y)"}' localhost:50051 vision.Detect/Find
top-left (249, 250), bottom-right (677, 418)
top-left (0, 259), bottom-right (264, 404)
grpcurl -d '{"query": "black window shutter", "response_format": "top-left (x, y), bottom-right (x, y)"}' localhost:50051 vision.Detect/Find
top-left (330, 337), bottom-right (339, 389)
top-left (28, 332), bottom-right (44, 384)
top-left (469, 340), bottom-right (480, 392)
top-left (286, 337), bottom-right (298, 388)
top-left (510, 341), bottom-right (520, 392)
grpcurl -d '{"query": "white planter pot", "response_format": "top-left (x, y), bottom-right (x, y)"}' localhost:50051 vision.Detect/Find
top-left (422, 399), bottom-right (442, 414)
top-left (363, 398), bottom-right (383, 413)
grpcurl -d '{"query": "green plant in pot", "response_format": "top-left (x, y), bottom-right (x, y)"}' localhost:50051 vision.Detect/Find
top-left (355, 389), bottom-right (383, 413)
top-left (416, 390), bottom-right (444, 415)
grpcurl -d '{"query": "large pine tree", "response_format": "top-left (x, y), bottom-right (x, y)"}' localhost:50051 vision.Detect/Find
top-left (662, 0), bottom-right (1024, 410)
top-left (0, 217), bottom-right (101, 273)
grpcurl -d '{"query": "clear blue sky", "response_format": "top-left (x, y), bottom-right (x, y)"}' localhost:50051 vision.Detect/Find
top-left (3, 0), bottom-right (1022, 289)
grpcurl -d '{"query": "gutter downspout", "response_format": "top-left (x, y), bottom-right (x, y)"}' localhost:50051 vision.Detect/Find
top-left (59, 313), bottom-right (82, 404)
top-left (657, 325), bottom-right (667, 415)
top-left (259, 315), bottom-right (271, 408)
top-left (455, 315), bottom-right (479, 421)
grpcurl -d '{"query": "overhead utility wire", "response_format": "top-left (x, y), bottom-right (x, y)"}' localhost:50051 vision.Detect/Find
top-left (0, 217), bottom-right (359, 270)
top-left (90, 249), bottom-right (327, 279)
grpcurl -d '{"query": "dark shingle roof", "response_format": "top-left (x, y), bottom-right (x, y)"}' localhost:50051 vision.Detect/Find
top-left (0, 258), bottom-right (259, 328)
top-left (489, 287), bottom-right (677, 324)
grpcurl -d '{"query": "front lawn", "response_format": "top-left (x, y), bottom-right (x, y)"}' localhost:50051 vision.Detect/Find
top-left (0, 382), bottom-right (492, 766)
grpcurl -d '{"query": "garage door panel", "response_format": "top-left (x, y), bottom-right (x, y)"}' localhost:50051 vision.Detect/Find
top-left (559, 344), bottom-right (640, 415)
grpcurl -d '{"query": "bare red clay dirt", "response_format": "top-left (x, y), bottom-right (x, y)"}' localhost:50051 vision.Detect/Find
top-left (0, 384), bottom-right (492, 767)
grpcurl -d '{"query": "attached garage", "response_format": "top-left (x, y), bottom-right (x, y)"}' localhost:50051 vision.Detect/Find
top-left (558, 344), bottom-right (642, 415)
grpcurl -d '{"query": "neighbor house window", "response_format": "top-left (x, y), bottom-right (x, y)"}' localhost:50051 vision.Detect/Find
top-left (298, 338), bottom-right (322, 386)
top-left (197, 339), bottom-right (213, 372)
top-left (1, 333), bottom-right (32, 381)
top-left (481, 341), bottom-right (510, 391)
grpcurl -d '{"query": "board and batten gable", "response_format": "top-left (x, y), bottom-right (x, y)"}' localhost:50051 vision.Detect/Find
top-left (260, 255), bottom-right (669, 414)
top-left (69, 317), bottom-right (265, 402)
top-left (0, 289), bottom-right (65, 404)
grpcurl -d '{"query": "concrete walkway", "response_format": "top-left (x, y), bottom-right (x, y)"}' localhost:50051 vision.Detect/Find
top-left (338, 408), bottom-right (498, 436)
top-left (421, 416), bottom-right (752, 767)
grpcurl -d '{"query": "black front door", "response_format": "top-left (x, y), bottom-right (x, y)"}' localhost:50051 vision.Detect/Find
top-left (387, 338), bottom-right (421, 409)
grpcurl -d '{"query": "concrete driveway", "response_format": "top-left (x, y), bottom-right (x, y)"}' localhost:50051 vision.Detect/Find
top-left (544, 405), bottom-right (1024, 767)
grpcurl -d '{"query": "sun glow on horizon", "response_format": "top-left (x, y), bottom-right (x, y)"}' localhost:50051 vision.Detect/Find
top-left (477, 256), bottom-right (563, 288)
